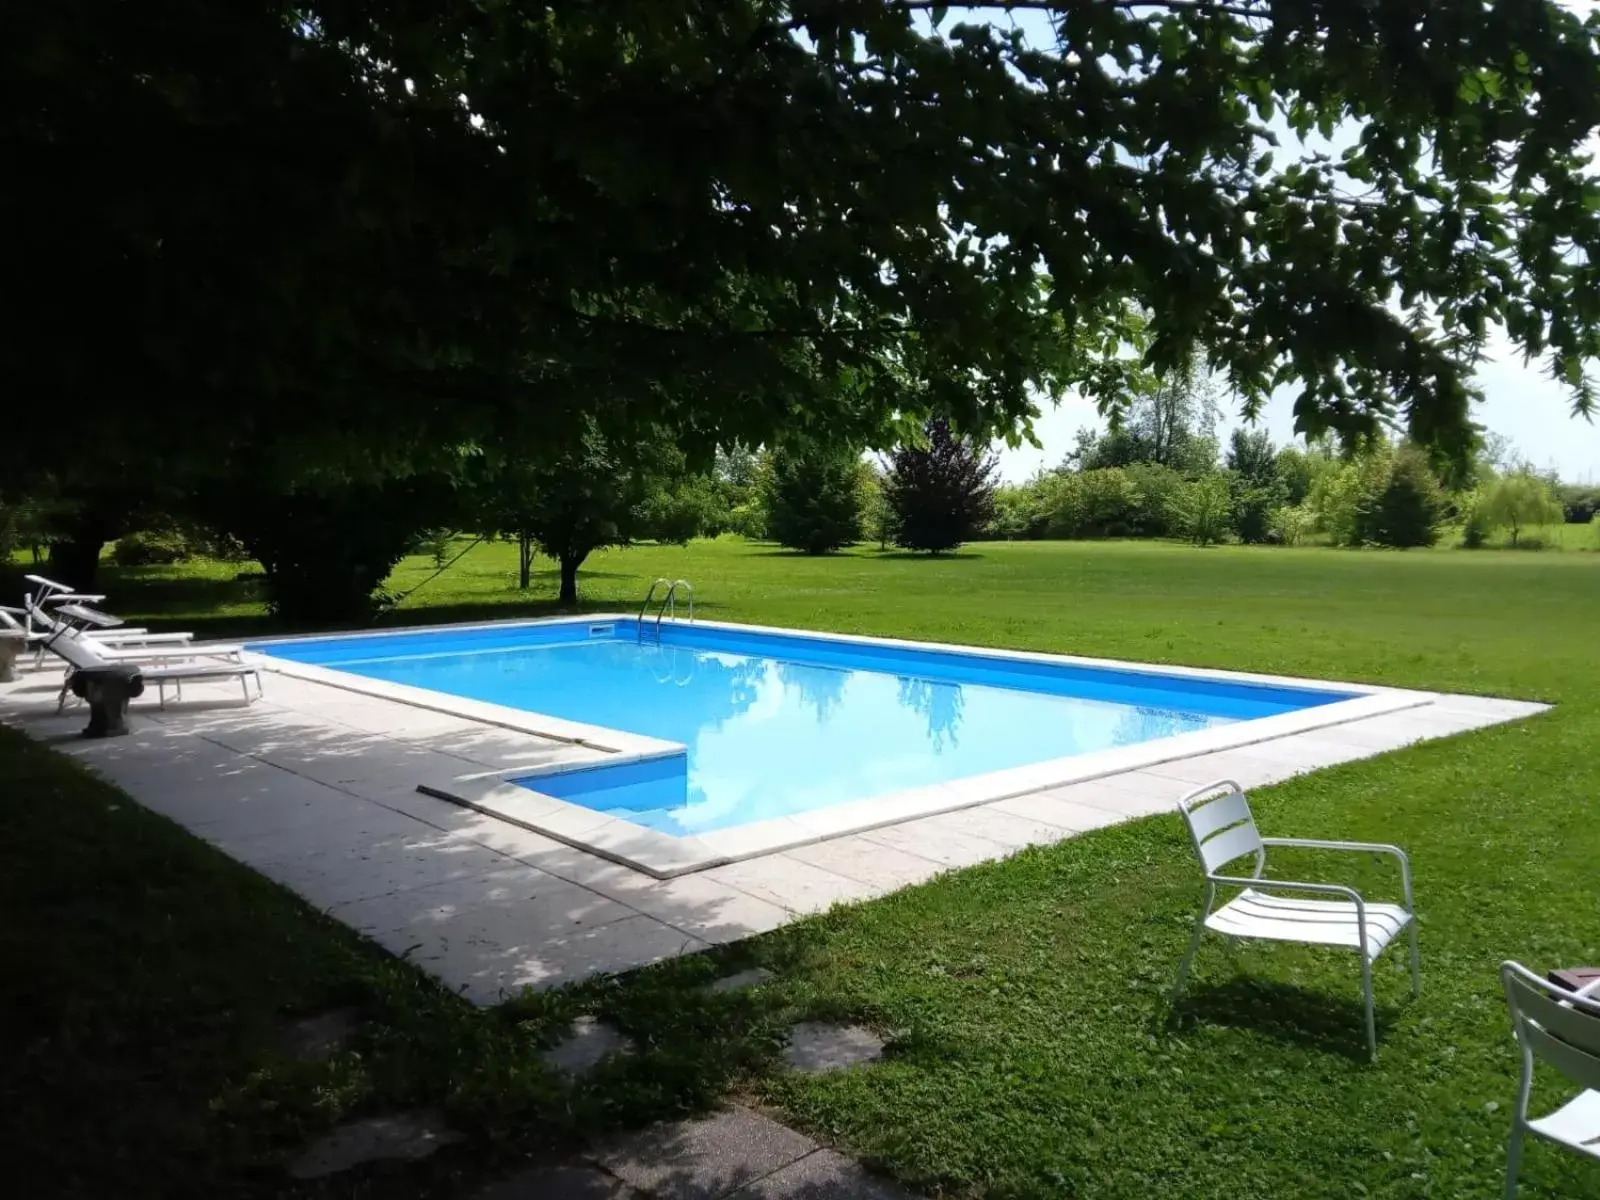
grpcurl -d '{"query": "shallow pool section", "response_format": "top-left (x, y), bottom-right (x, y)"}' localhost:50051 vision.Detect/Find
top-left (256, 620), bottom-right (1352, 838)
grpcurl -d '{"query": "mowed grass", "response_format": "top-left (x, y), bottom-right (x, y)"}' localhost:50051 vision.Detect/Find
top-left (6, 538), bottom-right (1600, 1198)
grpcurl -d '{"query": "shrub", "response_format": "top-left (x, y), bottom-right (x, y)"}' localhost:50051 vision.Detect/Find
top-left (110, 528), bottom-right (191, 566)
top-left (1269, 504), bottom-right (1313, 546)
top-left (1460, 496), bottom-right (1491, 548)
top-left (1073, 468), bottom-right (1144, 537)
top-left (986, 484), bottom-right (1041, 540)
top-left (1036, 472), bottom-right (1085, 538)
top-left (1274, 446), bottom-right (1318, 506)
top-left (640, 475), bottom-right (715, 545)
top-left (1123, 462), bottom-right (1182, 537)
top-left (1167, 473), bottom-right (1233, 546)
top-left (1558, 484), bottom-right (1600, 524)
top-left (725, 501), bottom-right (767, 541)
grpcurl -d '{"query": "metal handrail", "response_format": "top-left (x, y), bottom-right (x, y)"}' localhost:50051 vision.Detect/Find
top-left (637, 578), bottom-right (672, 640)
top-left (655, 579), bottom-right (694, 638)
top-left (638, 578), bottom-right (693, 642)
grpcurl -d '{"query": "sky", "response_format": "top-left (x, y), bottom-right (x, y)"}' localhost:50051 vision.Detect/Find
top-left (995, 340), bottom-right (1600, 484)
top-left (932, 3), bottom-right (1600, 485)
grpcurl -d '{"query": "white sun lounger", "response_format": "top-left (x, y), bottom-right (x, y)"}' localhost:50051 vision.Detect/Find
top-left (14, 600), bottom-right (195, 649)
top-left (44, 629), bottom-right (260, 711)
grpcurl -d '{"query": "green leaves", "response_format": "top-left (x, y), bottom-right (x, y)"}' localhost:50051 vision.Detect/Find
top-left (10, 0), bottom-right (1600, 492)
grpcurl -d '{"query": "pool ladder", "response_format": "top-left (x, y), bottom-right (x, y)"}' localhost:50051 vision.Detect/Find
top-left (638, 578), bottom-right (693, 643)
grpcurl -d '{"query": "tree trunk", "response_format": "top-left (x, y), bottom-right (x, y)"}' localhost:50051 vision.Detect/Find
top-left (518, 534), bottom-right (533, 589)
top-left (47, 536), bottom-right (105, 589)
top-left (558, 553), bottom-right (584, 606)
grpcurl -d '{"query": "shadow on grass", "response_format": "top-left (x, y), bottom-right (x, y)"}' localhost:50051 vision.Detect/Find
top-left (866, 550), bottom-right (988, 562)
top-left (1169, 976), bottom-right (1396, 1063)
top-left (90, 595), bottom-right (726, 644)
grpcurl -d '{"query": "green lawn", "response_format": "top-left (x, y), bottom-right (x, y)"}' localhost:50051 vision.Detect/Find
top-left (5, 538), bottom-right (1600, 1198)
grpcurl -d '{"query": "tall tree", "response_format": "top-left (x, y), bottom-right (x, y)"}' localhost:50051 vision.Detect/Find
top-left (885, 419), bottom-right (998, 554)
top-left (1070, 345), bottom-right (1221, 474)
top-left (1226, 430), bottom-right (1279, 488)
top-left (10, 0), bottom-right (1600, 502)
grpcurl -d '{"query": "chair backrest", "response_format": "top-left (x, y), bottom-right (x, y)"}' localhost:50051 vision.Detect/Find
top-left (21, 596), bottom-right (60, 635)
top-left (43, 628), bottom-right (112, 671)
top-left (1177, 780), bottom-right (1264, 877)
top-left (1502, 961), bottom-right (1600, 1092)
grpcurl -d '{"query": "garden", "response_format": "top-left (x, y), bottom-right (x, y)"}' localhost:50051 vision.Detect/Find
top-left (4, 536), bottom-right (1598, 1198)
top-left (9, 1), bottom-right (1600, 1196)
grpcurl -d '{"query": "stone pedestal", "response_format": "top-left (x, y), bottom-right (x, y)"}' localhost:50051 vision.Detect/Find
top-left (68, 664), bottom-right (146, 738)
top-left (0, 634), bottom-right (23, 683)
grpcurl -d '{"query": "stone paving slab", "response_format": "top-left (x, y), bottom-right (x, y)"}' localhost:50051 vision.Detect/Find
top-left (542, 1016), bottom-right (631, 1075)
top-left (287, 1110), bottom-right (463, 1179)
top-left (725, 1149), bottom-right (916, 1200)
top-left (591, 1108), bottom-right (817, 1200)
top-left (780, 835), bottom-right (945, 891)
top-left (783, 1024), bottom-right (885, 1073)
top-left (701, 856), bottom-right (877, 915)
top-left (856, 818), bottom-right (1013, 870)
top-left (707, 967), bottom-right (774, 993)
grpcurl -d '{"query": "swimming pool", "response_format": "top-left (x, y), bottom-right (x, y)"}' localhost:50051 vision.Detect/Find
top-left (251, 617), bottom-right (1411, 874)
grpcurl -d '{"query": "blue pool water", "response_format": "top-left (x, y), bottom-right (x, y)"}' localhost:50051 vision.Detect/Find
top-left (257, 621), bottom-right (1351, 837)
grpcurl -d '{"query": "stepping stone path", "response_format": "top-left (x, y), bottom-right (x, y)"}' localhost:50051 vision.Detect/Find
top-left (706, 967), bottom-right (774, 994)
top-left (782, 1023), bottom-right (885, 1073)
top-left (280, 1006), bottom-right (362, 1062)
top-left (287, 1109), bottom-right (463, 1179)
top-left (542, 1015), bottom-right (630, 1076)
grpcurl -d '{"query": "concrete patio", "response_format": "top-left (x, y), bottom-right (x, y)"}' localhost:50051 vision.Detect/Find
top-left (0, 653), bottom-right (1547, 1004)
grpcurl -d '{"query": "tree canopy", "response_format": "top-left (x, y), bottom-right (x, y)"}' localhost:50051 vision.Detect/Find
top-left (9, 0), bottom-right (1600, 494)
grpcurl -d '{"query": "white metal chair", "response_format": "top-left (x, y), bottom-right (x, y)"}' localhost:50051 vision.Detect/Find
top-left (1172, 779), bottom-right (1420, 1060)
top-left (1500, 961), bottom-right (1600, 1197)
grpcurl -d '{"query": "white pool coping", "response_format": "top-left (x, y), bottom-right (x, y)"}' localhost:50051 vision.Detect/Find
top-left (250, 615), bottom-right (1437, 879)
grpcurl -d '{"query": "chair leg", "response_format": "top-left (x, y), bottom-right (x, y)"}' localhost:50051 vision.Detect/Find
top-left (1503, 1123), bottom-right (1524, 1199)
top-left (1360, 952), bottom-right (1377, 1061)
top-left (1171, 911), bottom-right (1207, 1007)
top-left (1408, 922), bottom-right (1421, 998)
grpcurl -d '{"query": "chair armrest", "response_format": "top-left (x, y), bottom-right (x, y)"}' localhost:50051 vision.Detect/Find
top-left (1257, 838), bottom-right (1414, 908)
top-left (1208, 874), bottom-right (1365, 905)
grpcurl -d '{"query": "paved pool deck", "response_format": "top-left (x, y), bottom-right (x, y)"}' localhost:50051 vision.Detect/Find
top-left (0, 649), bottom-right (1547, 1004)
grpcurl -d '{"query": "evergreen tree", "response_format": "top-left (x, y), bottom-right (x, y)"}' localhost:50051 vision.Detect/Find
top-left (761, 445), bottom-right (863, 555)
top-left (885, 419), bottom-right (998, 554)
top-left (1369, 445), bottom-right (1444, 548)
